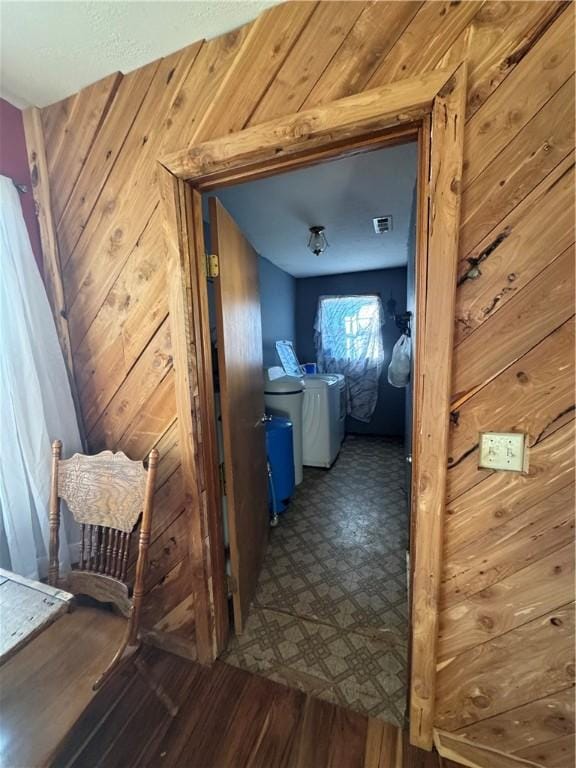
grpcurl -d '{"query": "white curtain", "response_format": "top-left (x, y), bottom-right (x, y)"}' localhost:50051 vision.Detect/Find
top-left (0, 175), bottom-right (81, 580)
top-left (314, 295), bottom-right (385, 423)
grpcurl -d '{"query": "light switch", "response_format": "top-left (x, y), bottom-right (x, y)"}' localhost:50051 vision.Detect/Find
top-left (479, 432), bottom-right (526, 472)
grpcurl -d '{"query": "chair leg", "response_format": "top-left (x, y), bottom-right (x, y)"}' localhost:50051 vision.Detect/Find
top-left (92, 622), bottom-right (138, 692)
top-left (93, 645), bottom-right (139, 691)
top-left (92, 619), bottom-right (178, 718)
top-left (134, 655), bottom-right (179, 717)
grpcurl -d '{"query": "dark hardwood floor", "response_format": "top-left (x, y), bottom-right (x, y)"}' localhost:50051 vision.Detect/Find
top-left (49, 647), bottom-right (460, 768)
top-left (0, 606), bottom-right (127, 768)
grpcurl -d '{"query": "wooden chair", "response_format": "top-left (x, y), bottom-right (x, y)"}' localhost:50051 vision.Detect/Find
top-left (48, 440), bottom-right (166, 699)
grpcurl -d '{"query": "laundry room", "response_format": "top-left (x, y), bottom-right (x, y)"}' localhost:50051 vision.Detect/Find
top-left (203, 139), bottom-right (418, 723)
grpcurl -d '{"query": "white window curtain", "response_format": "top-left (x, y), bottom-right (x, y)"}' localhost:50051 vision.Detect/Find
top-left (0, 175), bottom-right (81, 580)
top-left (314, 294), bottom-right (385, 423)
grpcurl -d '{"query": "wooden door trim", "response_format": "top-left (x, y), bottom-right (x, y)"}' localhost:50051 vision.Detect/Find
top-left (160, 68), bottom-right (448, 184)
top-left (410, 68), bottom-right (467, 747)
top-left (158, 171), bottom-right (229, 662)
top-left (433, 729), bottom-right (539, 768)
top-left (158, 65), bottom-right (467, 750)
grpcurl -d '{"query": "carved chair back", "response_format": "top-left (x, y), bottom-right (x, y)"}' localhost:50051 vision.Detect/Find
top-left (49, 441), bottom-right (158, 644)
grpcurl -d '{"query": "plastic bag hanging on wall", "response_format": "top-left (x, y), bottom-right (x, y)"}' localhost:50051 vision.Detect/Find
top-left (388, 334), bottom-right (411, 388)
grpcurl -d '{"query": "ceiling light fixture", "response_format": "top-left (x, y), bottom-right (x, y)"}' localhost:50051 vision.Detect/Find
top-left (308, 226), bottom-right (329, 256)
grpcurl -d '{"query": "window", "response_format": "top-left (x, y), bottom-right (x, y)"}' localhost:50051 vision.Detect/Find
top-left (316, 295), bottom-right (384, 364)
top-left (314, 295), bottom-right (385, 422)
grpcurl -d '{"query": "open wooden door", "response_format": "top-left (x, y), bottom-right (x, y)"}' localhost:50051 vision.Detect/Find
top-left (210, 197), bottom-right (269, 633)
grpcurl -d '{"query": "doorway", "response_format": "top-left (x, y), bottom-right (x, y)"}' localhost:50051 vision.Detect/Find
top-left (159, 65), bottom-right (466, 748)
top-left (203, 142), bottom-right (417, 724)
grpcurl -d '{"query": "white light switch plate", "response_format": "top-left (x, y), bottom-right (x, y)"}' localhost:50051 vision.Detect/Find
top-left (479, 432), bottom-right (526, 472)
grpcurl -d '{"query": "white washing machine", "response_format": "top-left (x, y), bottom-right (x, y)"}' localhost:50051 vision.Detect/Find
top-left (333, 374), bottom-right (346, 443)
top-left (302, 374), bottom-right (341, 468)
top-left (311, 372), bottom-right (346, 444)
top-left (308, 373), bottom-right (345, 444)
top-left (274, 341), bottom-right (344, 468)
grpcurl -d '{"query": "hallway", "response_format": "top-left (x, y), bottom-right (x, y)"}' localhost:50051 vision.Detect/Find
top-left (223, 436), bottom-right (409, 725)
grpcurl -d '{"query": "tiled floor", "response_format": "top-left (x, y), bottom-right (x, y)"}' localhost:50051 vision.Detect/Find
top-left (223, 435), bottom-right (410, 725)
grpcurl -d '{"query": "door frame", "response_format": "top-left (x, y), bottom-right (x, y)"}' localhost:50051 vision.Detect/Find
top-left (158, 64), bottom-right (467, 750)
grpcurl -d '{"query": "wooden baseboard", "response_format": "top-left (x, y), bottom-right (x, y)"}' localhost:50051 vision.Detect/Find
top-left (141, 629), bottom-right (198, 662)
top-left (434, 729), bottom-right (543, 768)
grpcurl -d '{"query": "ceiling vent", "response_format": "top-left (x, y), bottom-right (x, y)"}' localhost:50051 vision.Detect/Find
top-left (373, 215), bottom-right (393, 234)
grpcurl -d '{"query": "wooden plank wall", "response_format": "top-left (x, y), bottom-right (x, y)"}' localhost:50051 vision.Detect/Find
top-left (29, 1), bottom-right (574, 760)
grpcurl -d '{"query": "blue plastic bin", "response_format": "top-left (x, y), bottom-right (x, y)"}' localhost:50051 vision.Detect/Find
top-left (265, 416), bottom-right (295, 515)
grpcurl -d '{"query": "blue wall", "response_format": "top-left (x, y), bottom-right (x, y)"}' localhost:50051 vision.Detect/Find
top-left (259, 256), bottom-right (297, 367)
top-left (295, 268), bottom-right (407, 436)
